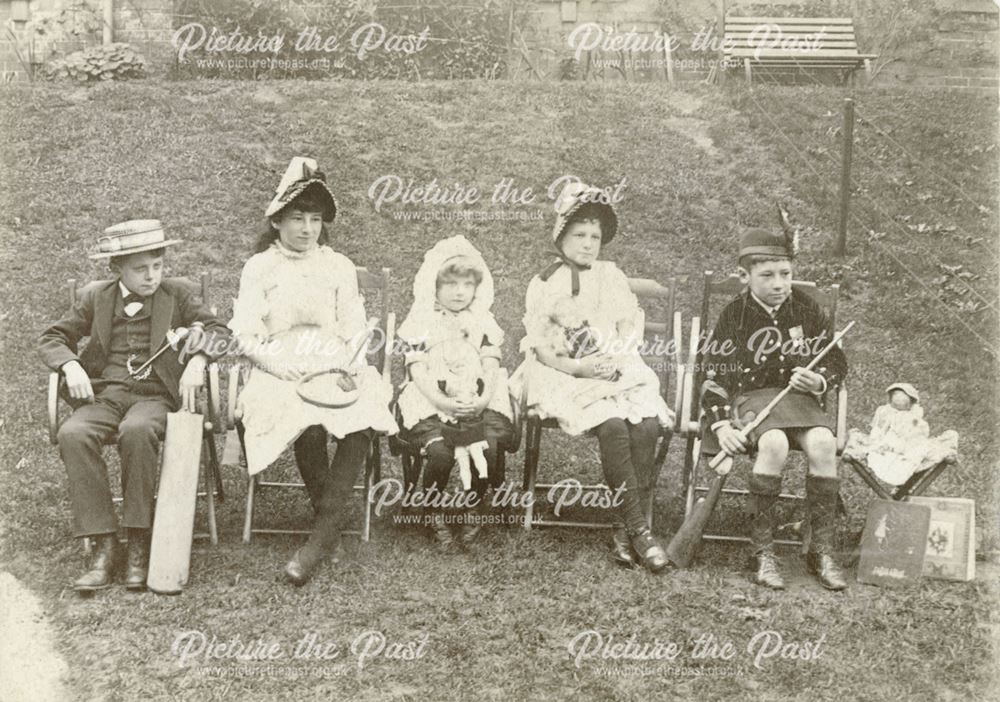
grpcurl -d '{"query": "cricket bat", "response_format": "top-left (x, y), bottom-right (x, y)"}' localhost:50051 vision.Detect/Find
top-left (147, 410), bottom-right (204, 595)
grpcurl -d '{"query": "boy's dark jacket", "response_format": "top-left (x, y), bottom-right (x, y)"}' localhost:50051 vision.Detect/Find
top-left (700, 287), bottom-right (848, 427)
top-left (38, 278), bottom-right (230, 408)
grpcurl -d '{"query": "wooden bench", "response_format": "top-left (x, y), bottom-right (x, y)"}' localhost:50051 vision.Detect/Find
top-left (723, 16), bottom-right (877, 84)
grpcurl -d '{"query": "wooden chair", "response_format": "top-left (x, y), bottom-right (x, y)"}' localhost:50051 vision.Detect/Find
top-left (722, 15), bottom-right (877, 84)
top-left (231, 267), bottom-right (394, 543)
top-left (520, 277), bottom-right (681, 530)
top-left (46, 275), bottom-right (223, 547)
top-left (677, 272), bottom-right (847, 549)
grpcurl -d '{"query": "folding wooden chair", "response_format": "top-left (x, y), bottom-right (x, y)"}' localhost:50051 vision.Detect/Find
top-left (47, 274), bottom-right (224, 548)
top-left (231, 267), bottom-right (394, 543)
top-left (520, 277), bottom-right (681, 530)
top-left (677, 271), bottom-right (847, 548)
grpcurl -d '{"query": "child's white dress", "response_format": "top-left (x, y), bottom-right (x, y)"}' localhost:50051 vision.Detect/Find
top-left (396, 235), bottom-right (512, 429)
top-left (228, 242), bottom-right (397, 475)
top-left (510, 261), bottom-right (671, 436)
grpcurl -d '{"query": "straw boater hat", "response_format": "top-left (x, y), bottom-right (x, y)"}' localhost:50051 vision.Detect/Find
top-left (551, 181), bottom-right (618, 245)
top-left (89, 219), bottom-right (181, 260)
top-left (265, 156), bottom-right (337, 222)
top-left (738, 226), bottom-right (797, 260)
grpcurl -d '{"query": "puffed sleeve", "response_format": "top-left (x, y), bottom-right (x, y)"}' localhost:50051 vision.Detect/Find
top-left (228, 254), bottom-right (270, 346)
top-left (331, 252), bottom-right (368, 346)
top-left (519, 275), bottom-right (550, 354)
top-left (604, 263), bottom-right (644, 338)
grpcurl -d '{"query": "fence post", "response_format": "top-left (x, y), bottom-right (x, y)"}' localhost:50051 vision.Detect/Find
top-left (836, 97), bottom-right (855, 256)
top-left (102, 0), bottom-right (113, 46)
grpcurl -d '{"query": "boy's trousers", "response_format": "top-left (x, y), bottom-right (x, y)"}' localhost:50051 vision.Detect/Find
top-left (57, 385), bottom-right (174, 537)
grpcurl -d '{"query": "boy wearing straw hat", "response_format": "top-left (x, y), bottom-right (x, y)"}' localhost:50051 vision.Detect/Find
top-left (38, 220), bottom-right (229, 593)
top-left (700, 225), bottom-right (848, 591)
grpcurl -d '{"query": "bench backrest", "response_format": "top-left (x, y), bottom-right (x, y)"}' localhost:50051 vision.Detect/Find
top-left (724, 17), bottom-right (865, 63)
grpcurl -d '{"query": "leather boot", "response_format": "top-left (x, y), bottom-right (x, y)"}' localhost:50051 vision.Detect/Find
top-left (610, 527), bottom-right (639, 568)
top-left (285, 512), bottom-right (340, 586)
top-left (806, 475), bottom-right (848, 591)
top-left (748, 473), bottom-right (785, 589)
top-left (629, 528), bottom-right (670, 573)
top-left (124, 528), bottom-right (150, 591)
top-left (753, 549), bottom-right (785, 590)
top-left (459, 490), bottom-right (490, 547)
top-left (73, 533), bottom-right (119, 592)
top-left (427, 510), bottom-right (454, 550)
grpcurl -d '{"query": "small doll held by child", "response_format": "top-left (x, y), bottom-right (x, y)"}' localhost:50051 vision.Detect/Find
top-left (845, 383), bottom-right (958, 488)
top-left (434, 338), bottom-right (490, 491)
top-left (397, 235), bottom-right (515, 549)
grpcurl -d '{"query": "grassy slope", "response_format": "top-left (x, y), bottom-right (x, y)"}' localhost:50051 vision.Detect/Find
top-left (0, 80), bottom-right (997, 702)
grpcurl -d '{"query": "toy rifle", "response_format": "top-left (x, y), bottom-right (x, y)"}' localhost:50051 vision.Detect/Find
top-left (665, 321), bottom-right (855, 568)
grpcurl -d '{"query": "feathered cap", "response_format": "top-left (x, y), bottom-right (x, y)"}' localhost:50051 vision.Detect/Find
top-left (265, 156), bottom-right (337, 222)
top-left (738, 205), bottom-right (800, 260)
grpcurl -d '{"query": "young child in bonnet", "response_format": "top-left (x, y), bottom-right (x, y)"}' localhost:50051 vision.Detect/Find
top-left (396, 235), bottom-right (514, 548)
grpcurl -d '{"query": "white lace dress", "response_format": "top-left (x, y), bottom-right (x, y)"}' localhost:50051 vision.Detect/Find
top-left (510, 261), bottom-right (671, 436)
top-left (228, 242), bottom-right (397, 475)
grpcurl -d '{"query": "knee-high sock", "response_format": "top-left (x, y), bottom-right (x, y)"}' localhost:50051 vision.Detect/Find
top-left (747, 473), bottom-right (783, 554)
top-left (806, 475), bottom-right (841, 555)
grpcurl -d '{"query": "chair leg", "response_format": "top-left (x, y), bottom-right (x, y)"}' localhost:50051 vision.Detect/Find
top-left (523, 418), bottom-right (541, 531)
top-left (362, 442), bottom-right (376, 542)
top-left (243, 473), bottom-right (257, 544)
top-left (203, 436), bottom-right (218, 545)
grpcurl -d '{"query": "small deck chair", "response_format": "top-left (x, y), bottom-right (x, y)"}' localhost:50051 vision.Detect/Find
top-left (842, 454), bottom-right (957, 503)
top-left (231, 267), bottom-right (394, 543)
top-left (47, 275), bottom-right (224, 548)
top-left (677, 272), bottom-right (847, 549)
top-left (520, 277), bottom-right (681, 530)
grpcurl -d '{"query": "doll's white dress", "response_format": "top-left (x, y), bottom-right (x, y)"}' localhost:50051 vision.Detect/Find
top-left (846, 403), bottom-right (958, 485)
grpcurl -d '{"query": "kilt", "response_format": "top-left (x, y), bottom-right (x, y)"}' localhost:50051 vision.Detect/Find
top-left (701, 387), bottom-right (833, 455)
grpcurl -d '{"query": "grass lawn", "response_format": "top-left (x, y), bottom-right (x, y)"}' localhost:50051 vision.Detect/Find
top-left (0, 79), bottom-right (997, 701)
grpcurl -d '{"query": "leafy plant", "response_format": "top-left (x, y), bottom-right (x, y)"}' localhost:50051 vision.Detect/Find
top-left (3, 0), bottom-right (101, 81)
top-left (44, 42), bottom-right (146, 82)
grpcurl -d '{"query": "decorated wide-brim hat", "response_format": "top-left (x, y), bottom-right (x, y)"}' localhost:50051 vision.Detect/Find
top-left (89, 219), bottom-right (181, 259)
top-left (886, 382), bottom-right (919, 403)
top-left (739, 227), bottom-right (795, 260)
top-left (551, 181), bottom-right (618, 245)
top-left (265, 156), bottom-right (337, 222)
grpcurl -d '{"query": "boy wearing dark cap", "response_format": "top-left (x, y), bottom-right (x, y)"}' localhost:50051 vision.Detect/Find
top-left (700, 226), bottom-right (848, 590)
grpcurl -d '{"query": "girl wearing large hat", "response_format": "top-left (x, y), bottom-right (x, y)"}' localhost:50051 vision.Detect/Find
top-left (229, 157), bottom-right (397, 585)
top-left (511, 182), bottom-right (674, 573)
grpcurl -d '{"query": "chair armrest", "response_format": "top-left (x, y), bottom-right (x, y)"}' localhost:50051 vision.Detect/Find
top-left (47, 371), bottom-right (63, 445)
top-left (679, 316), bottom-right (701, 436)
